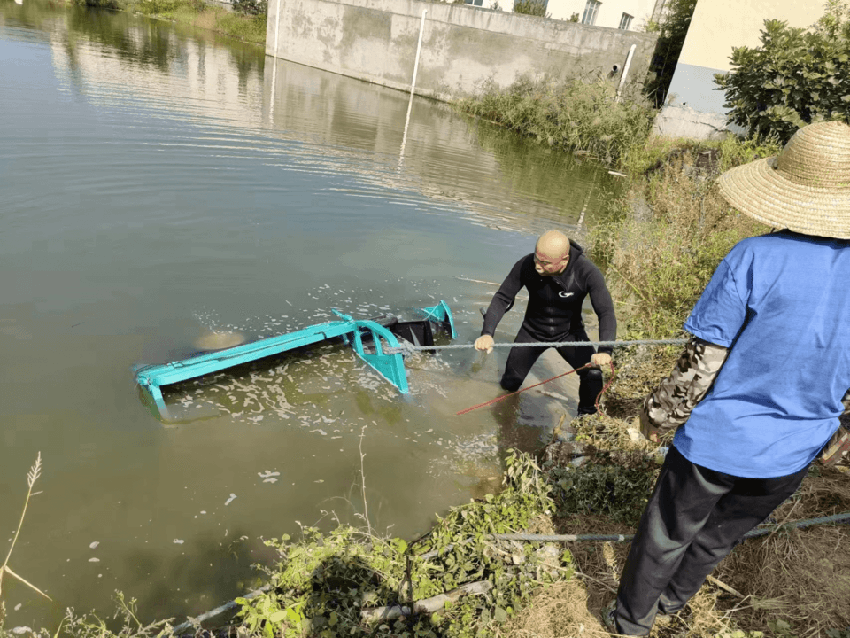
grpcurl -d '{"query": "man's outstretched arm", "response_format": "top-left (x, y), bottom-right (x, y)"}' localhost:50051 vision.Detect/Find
top-left (639, 336), bottom-right (729, 441)
top-left (475, 258), bottom-right (525, 353)
top-left (585, 267), bottom-right (617, 366)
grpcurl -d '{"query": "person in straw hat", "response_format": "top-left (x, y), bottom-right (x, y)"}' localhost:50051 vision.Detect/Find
top-left (608, 120), bottom-right (850, 635)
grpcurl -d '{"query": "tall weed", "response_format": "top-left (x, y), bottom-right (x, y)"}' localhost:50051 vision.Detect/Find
top-left (457, 75), bottom-right (655, 168)
top-left (590, 136), bottom-right (782, 339)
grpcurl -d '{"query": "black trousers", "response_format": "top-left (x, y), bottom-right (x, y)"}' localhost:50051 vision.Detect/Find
top-left (499, 327), bottom-right (603, 415)
top-left (614, 445), bottom-right (808, 635)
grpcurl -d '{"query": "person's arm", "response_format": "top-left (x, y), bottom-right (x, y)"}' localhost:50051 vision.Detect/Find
top-left (819, 390), bottom-right (850, 466)
top-left (639, 336), bottom-right (730, 441)
top-left (481, 258), bottom-right (525, 338)
top-left (586, 267), bottom-right (617, 357)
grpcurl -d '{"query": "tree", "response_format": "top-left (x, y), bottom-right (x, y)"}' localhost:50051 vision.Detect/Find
top-left (644, 0), bottom-right (698, 108)
top-left (715, 1), bottom-right (850, 141)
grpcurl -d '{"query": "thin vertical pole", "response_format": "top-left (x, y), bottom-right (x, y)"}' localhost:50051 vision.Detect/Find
top-left (269, 0), bottom-right (282, 123)
top-left (399, 9), bottom-right (427, 165)
top-left (273, 0), bottom-right (282, 59)
top-left (616, 44), bottom-right (637, 103)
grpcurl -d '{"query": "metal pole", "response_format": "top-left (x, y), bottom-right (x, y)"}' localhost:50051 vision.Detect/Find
top-left (268, 0), bottom-right (283, 123)
top-left (399, 9), bottom-right (428, 164)
top-left (273, 0), bottom-right (282, 59)
top-left (616, 44), bottom-right (637, 103)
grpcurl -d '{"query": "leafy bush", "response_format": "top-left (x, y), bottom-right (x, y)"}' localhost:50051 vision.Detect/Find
top-left (236, 451), bottom-right (572, 638)
top-left (232, 0), bottom-right (267, 16)
top-left (512, 0), bottom-right (549, 18)
top-left (133, 0), bottom-right (185, 16)
top-left (457, 75), bottom-right (655, 168)
top-left (215, 10), bottom-right (267, 43)
top-left (715, 1), bottom-right (850, 142)
top-left (549, 452), bottom-right (659, 525)
top-left (72, 0), bottom-right (121, 8)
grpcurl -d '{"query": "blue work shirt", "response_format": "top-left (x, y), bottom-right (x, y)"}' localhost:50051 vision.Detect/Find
top-left (674, 231), bottom-right (850, 478)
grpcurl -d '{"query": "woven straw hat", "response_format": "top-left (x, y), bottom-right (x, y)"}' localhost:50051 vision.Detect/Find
top-left (717, 121), bottom-right (850, 239)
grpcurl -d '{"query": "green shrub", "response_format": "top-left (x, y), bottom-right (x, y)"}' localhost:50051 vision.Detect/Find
top-left (549, 453), bottom-right (659, 525)
top-left (715, 1), bottom-right (850, 142)
top-left (457, 75), bottom-right (655, 168)
top-left (236, 451), bottom-right (571, 638)
top-left (232, 0), bottom-right (266, 16)
top-left (133, 0), bottom-right (184, 15)
top-left (215, 10), bottom-right (266, 43)
top-left (512, 0), bottom-right (549, 18)
top-left (72, 0), bottom-right (121, 8)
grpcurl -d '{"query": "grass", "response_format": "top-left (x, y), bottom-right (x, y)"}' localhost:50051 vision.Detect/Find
top-left (76, 0), bottom-right (268, 46)
top-left (457, 74), bottom-right (656, 168)
top-left (0, 452), bottom-right (51, 621)
top-left (588, 134), bottom-right (783, 341)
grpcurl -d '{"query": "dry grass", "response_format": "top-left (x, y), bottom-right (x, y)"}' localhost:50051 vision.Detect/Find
top-left (717, 526), bottom-right (850, 636)
top-left (715, 467), bottom-right (850, 636)
top-left (531, 338), bottom-right (850, 637)
top-left (0, 452), bottom-right (50, 612)
top-left (495, 579), bottom-right (610, 638)
top-left (590, 139), bottom-right (781, 341)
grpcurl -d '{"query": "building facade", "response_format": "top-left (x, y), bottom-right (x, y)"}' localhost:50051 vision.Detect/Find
top-left (465, 0), bottom-right (668, 31)
top-left (654, 0), bottom-right (815, 139)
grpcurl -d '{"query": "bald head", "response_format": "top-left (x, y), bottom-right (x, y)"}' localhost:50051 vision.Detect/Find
top-left (537, 230), bottom-right (570, 259)
top-left (534, 230), bottom-right (571, 276)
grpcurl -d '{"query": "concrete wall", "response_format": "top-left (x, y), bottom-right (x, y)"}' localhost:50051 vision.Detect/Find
top-left (266, 0), bottom-right (659, 102)
top-left (653, 0), bottom-right (814, 139)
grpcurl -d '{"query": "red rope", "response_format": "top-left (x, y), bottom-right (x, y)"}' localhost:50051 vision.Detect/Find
top-left (456, 361), bottom-right (616, 416)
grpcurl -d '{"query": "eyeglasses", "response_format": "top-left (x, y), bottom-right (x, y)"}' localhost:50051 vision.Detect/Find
top-left (534, 253), bottom-right (568, 267)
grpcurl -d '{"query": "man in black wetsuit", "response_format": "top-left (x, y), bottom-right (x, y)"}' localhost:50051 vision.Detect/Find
top-left (474, 230), bottom-right (616, 416)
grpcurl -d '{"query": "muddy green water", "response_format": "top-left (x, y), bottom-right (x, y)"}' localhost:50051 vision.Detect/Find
top-left (0, 1), bottom-right (621, 627)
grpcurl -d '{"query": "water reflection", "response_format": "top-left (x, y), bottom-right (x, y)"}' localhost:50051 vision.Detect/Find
top-left (0, 0), bottom-right (620, 628)
top-left (28, 0), bottom-right (616, 234)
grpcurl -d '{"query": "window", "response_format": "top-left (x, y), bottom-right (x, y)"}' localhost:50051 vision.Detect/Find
top-left (581, 0), bottom-right (601, 25)
top-left (619, 12), bottom-right (633, 29)
top-left (465, 0), bottom-right (484, 6)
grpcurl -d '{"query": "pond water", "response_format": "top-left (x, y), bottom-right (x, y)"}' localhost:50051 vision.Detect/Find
top-left (0, 1), bottom-right (621, 627)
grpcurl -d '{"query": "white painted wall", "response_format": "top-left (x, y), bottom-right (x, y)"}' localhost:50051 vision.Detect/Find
top-left (678, 0), bottom-right (814, 71)
top-left (654, 0), bottom-right (819, 139)
top-left (466, 0), bottom-right (660, 30)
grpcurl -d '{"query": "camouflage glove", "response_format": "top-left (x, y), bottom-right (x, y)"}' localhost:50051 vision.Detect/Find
top-left (640, 336), bottom-right (730, 439)
top-left (818, 390), bottom-right (850, 466)
top-left (818, 426), bottom-right (850, 466)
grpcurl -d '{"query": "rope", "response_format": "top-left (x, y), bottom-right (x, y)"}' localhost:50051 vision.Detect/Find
top-left (456, 361), bottom-right (616, 416)
top-left (386, 338), bottom-right (688, 355)
top-left (489, 511), bottom-right (850, 543)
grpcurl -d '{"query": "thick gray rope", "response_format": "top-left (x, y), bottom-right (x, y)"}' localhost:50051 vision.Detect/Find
top-left (489, 511), bottom-right (850, 543)
top-left (386, 338), bottom-right (689, 355)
